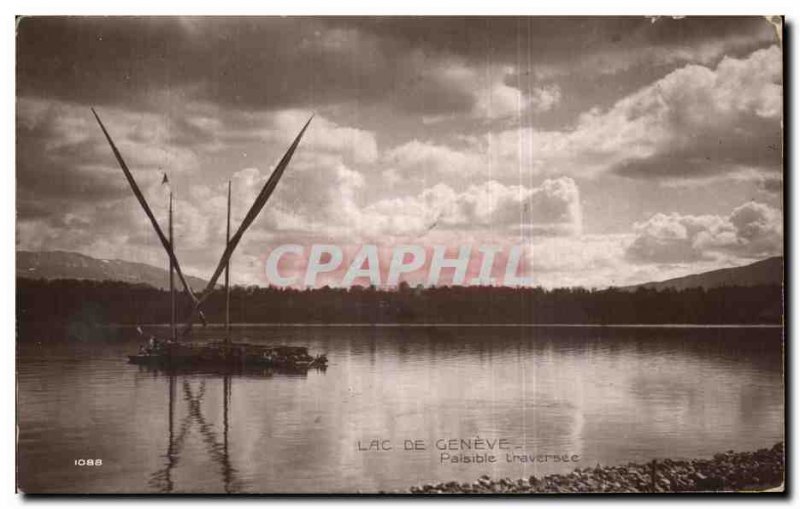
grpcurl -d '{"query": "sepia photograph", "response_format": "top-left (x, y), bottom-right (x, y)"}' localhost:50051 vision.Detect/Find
top-left (14, 15), bottom-right (785, 495)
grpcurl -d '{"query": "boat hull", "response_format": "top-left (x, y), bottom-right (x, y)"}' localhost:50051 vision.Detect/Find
top-left (128, 341), bottom-right (327, 374)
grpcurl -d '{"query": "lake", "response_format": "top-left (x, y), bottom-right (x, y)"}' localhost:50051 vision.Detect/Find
top-left (17, 324), bottom-right (784, 494)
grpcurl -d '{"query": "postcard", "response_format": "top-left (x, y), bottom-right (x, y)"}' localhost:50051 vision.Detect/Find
top-left (15, 15), bottom-right (784, 494)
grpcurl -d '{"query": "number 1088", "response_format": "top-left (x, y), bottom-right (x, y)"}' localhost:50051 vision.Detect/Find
top-left (74, 459), bottom-right (102, 466)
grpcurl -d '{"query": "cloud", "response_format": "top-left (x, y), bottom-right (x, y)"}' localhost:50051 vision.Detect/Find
top-left (478, 45), bottom-right (782, 183)
top-left (337, 17), bottom-right (777, 80)
top-left (17, 17), bottom-right (387, 111)
top-left (599, 45), bottom-right (782, 179)
top-left (515, 233), bottom-right (731, 289)
top-left (387, 57), bottom-right (560, 122)
top-left (182, 175), bottom-right (583, 286)
top-left (530, 84), bottom-right (562, 112)
top-left (345, 176), bottom-right (582, 239)
top-left (17, 17), bottom-right (551, 121)
top-left (257, 110), bottom-right (379, 165)
top-left (469, 67), bottom-right (561, 120)
top-left (16, 98), bottom-right (204, 230)
top-left (11, 17), bottom-right (397, 121)
top-left (626, 201), bottom-right (782, 264)
top-left (240, 174), bottom-right (582, 245)
top-left (382, 140), bottom-right (484, 179)
top-left (757, 175), bottom-right (783, 194)
top-left (15, 97), bottom-right (384, 281)
top-left (15, 17), bottom-right (783, 291)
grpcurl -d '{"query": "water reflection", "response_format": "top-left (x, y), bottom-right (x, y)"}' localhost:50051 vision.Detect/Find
top-left (146, 375), bottom-right (239, 493)
top-left (142, 363), bottom-right (326, 494)
top-left (16, 325), bottom-right (783, 494)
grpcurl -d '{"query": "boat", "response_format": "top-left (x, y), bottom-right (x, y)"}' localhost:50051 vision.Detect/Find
top-left (128, 341), bottom-right (327, 373)
top-left (92, 109), bottom-right (326, 373)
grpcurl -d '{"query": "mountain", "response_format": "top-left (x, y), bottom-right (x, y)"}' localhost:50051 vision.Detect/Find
top-left (628, 256), bottom-right (783, 291)
top-left (16, 250), bottom-right (208, 291)
top-left (16, 250), bottom-right (784, 294)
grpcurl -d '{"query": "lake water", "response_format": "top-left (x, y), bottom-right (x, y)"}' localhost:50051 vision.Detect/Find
top-left (17, 325), bottom-right (784, 494)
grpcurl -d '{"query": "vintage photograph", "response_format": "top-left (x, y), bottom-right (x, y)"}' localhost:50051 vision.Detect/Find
top-left (15, 16), bottom-right (784, 494)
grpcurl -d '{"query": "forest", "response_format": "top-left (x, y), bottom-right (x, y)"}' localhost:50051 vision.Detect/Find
top-left (17, 277), bottom-right (783, 334)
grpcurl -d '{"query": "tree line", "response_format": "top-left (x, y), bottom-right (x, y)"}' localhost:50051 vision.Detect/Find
top-left (16, 278), bottom-right (783, 332)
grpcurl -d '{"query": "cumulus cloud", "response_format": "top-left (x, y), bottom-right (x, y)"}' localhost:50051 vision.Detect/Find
top-left (394, 58), bottom-right (560, 122)
top-left (608, 46), bottom-right (781, 178)
top-left (471, 68), bottom-right (561, 119)
top-left (341, 177), bottom-right (582, 240)
top-left (525, 233), bottom-right (643, 289)
top-left (382, 140), bottom-right (485, 179)
top-left (18, 98), bottom-right (203, 176)
top-left (183, 174), bottom-right (583, 286)
top-left (594, 45), bottom-right (781, 177)
top-left (243, 175), bottom-right (582, 245)
top-left (16, 97), bottom-right (206, 241)
top-left (261, 111), bottom-right (378, 165)
top-left (479, 45), bottom-right (782, 182)
top-left (626, 201), bottom-right (782, 264)
top-left (529, 84), bottom-right (562, 112)
top-left (15, 98), bottom-right (384, 281)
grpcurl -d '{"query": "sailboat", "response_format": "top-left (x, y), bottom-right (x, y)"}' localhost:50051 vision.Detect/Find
top-left (90, 108), bottom-right (327, 373)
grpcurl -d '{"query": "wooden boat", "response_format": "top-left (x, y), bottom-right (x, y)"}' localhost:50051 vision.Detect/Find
top-left (128, 341), bottom-right (327, 371)
top-left (125, 184), bottom-right (326, 372)
top-left (131, 179), bottom-right (326, 372)
top-left (92, 109), bottom-right (325, 373)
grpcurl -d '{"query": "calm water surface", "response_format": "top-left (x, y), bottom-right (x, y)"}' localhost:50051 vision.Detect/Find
top-left (17, 325), bottom-right (783, 493)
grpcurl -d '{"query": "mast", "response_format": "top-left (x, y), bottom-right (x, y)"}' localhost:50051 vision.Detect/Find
top-left (170, 192), bottom-right (176, 342)
top-left (178, 116), bottom-right (313, 336)
top-left (92, 109), bottom-right (204, 316)
top-left (225, 181), bottom-right (231, 345)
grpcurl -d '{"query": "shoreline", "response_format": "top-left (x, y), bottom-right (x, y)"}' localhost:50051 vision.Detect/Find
top-left (403, 443), bottom-right (784, 494)
top-left (98, 322), bottom-right (784, 329)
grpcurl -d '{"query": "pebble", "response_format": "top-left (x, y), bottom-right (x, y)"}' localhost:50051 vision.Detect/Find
top-left (403, 442), bottom-right (784, 494)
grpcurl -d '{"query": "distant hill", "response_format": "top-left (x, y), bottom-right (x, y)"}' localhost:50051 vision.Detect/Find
top-left (16, 250), bottom-right (208, 291)
top-left (627, 256), bottom-right (783, 291)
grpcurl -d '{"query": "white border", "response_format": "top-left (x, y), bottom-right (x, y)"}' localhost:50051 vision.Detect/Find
top-left (3, 2), bottom-right (797, 509)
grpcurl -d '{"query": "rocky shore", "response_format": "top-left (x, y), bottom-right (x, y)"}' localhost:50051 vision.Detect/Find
top-left (405, 442), bottom-right (784, 494)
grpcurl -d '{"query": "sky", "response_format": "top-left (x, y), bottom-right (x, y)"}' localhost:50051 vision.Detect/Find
top-left (15, 16), bottom-right (784, 289)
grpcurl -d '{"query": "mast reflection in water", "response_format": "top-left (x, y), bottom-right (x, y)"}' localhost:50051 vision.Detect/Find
top-left (146, 373), bottom-right (237, 493)
top-left (144, 366), bottom-right (311, 494)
